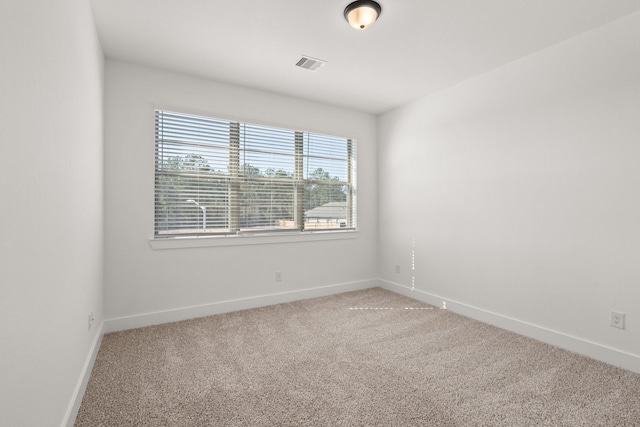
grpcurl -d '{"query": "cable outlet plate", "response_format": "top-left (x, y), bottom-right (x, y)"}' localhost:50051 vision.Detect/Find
top-left (610, 311), bottom-right (625, 329)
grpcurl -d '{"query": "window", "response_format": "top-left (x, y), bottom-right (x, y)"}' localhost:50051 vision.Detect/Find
top-left (154, 110), bottom-right (356, 238)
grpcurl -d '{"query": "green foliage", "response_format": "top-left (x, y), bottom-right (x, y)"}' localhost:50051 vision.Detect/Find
top-left (305, 168), bottom-right (347, 211)
top-left (155, 155), bottom-right (227, 232)
top-left (156, 155), bottom-right (346, 233)
top-left (238, 164), bottom-right (294, 228)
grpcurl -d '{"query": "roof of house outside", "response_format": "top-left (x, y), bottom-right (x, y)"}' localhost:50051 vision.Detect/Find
top-left (304, 202), bottom-right (347, 219)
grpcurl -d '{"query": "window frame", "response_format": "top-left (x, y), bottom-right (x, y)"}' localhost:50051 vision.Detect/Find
top-left (151, 109), bottom-right (358, 247)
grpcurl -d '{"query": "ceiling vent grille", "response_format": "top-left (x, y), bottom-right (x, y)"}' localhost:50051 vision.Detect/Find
top-left (295, 56), bottom-right (327, 71)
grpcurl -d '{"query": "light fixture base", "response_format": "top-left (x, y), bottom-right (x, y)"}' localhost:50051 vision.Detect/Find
top-left (344, 0), bottom-right (382, 30)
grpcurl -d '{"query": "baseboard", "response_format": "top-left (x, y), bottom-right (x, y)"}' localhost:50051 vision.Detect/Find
top-left (62, 321), bottom-right (104, 427)
top-left (104, 279), bottom-right (378, 333)
top-left (379, 280), bottom-right (640, 375)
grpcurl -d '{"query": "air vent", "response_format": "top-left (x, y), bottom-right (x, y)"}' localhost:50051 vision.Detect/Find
top-left (295, 55), bottom-right (327, 71)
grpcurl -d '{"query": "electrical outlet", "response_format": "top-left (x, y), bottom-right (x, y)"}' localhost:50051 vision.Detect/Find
top-left (610, 311), bottom-right (625, 330)
top-left (88, 310), bottom-right (95, 331)
top-left (275, 271), bottom-right (283, 282)
top-left (395, 264), bottom-right (400, 274)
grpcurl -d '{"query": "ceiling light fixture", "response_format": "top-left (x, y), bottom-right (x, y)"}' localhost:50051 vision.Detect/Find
top-left (344, 0), bottom-right (382, 30)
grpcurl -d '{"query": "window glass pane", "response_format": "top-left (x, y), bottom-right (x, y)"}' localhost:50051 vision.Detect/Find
top-left (154, 110), bottom-right (356, 237)
top-left (155, 111), bottom-right (231, 235)
top-left (304, 133), bottom-right (348, 181)
top-left (240, 124), bottom-right (295, 177)
top-left (239, 179), bottom-right (296, 231)
top-left (304, 181), bottom-right (349, 230)
top-left (237, 124), bottom-right (297, 231)
top-left (157, 111), bottom-right (230, 173)
top-left (155, 173), bottom-right (230, 235)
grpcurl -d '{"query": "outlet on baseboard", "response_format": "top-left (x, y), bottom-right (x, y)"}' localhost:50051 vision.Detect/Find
top-left (88, 310), bottom-right (95, 331)
top-left (610, 311), bottom-right (625, 330)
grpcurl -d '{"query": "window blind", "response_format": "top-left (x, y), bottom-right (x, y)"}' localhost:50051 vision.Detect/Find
top-left (154, 110), bottom-right (356, 238)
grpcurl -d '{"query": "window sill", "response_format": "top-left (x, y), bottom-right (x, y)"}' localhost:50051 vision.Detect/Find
top-left (149, 230), bottom-right (358, 250)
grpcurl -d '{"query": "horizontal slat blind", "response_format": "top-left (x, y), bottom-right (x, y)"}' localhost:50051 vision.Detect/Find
top-left (303, 133), bottom-right (354, 230)
top-left (238, 124), bottom-right (296, 231)
top-left (155, 111), bottom-right (230, 236)
top-left (154, 110), bottom-right (356, 238)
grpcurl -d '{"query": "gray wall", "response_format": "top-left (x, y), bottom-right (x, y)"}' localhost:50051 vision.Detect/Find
top-left (378, 12), bottom-right (640, 371)
top-left (103, 60), bottom-right (378, 329)
top-left (0, 0), bottom-right (104, 425)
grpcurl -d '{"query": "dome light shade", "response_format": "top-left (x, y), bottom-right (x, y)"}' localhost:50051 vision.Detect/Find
top-left (344, 0), bottom-right (382, 30)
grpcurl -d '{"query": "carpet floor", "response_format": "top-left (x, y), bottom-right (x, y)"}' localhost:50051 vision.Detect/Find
top-left (75, 288), bottom-right (640, 426)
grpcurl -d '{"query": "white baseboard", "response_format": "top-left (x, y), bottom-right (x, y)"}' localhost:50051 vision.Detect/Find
top-left (104, 279), bottom-right (378, 333)
top-left (62, 321), bottom-right (104, 427)
top-left (379, 280), bottom-right (640, 375)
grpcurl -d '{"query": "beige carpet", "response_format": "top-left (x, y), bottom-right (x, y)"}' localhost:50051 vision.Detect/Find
top-left (75, 288), bottom-right (640, 426)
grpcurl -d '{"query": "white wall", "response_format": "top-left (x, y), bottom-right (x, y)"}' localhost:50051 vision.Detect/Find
top-left (0, 0), bottom-right (104, 426)
top-left (103, 60), bottom-right (377, 328)
top-left (378, 12), bottom-right (640, 371)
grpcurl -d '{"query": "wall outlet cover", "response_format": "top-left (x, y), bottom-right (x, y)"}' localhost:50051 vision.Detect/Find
top-left (610, 311), bottom-right (625, 330)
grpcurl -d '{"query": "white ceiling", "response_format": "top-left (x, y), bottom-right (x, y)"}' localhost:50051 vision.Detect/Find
top-left (89, 0), bottom-right (640, 114)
